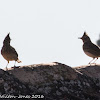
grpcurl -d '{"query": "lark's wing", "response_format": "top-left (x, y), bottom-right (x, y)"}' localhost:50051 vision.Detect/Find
top-left (9, 46), bottom-right (18, 58)
top-left (83, 42), bottom-right (100, 56)
top-left (10, 46), bottom-right (21, 62)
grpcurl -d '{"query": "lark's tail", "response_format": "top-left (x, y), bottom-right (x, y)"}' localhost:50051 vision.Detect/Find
top-left (17, 59), bottom-right (22, 63)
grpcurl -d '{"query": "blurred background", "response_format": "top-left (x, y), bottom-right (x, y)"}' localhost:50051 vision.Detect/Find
top-left (0, 0), bottom-right (100, 69)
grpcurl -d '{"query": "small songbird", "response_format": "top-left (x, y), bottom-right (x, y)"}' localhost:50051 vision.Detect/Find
top-left (79, 32), bottom-right (100, 64)
top-left (1, 33), bottom-right (21, 70)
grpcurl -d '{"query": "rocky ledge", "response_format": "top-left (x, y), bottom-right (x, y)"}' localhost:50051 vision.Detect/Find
top-left (0, 62), bottom-right (100, 100)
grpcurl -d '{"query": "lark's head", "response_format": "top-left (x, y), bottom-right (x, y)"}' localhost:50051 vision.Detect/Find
top-left (79, 32), bottom-right (91, 43)
top-left (3, 33), bottom-right (11, 45)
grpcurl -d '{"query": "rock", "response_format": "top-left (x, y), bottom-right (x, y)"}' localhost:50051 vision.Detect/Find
top-left (56, 90), bottom-right (62, 96)
top-left (0, 62), bottom-right (99, 100)
top-left (75, 65), bottom-right (100, 80)
top-left (8, 62), bottom-right (77, 86)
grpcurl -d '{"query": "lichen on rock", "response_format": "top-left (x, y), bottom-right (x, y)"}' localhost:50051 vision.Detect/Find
top-left (0, 62), bottom-right (99, 100)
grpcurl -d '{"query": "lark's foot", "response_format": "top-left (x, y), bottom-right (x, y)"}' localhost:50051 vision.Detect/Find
top-left (11, 66), bottom-right (20, 69)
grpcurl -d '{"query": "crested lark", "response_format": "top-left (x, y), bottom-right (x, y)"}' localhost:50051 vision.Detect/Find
top-left (1, 33), bottom-right (21, 70)
top-left (79, 32), bottom-right (100, 64)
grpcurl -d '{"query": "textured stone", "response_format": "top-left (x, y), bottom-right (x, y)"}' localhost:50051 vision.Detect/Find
top-left (0, 62), bottom-right (99, 100)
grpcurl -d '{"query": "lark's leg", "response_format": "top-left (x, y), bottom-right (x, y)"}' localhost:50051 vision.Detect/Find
top-left (89, 58), bottom-right (95, 64)
top-left (6, 61), bottom-right (9, 70)
top-left (14, 61), bottom-right (16, 68)
top-left (92, 58), bottom-right (98, 64)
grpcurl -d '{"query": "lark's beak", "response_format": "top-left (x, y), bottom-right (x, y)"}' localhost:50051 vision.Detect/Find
top-left (78, 37), bottom-right (82, 39)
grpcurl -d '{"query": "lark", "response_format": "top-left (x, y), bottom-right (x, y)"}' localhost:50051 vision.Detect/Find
top-left (1, 33), bottom-right (21, 70)
top-left (79, 32), bottom-right (100, 64)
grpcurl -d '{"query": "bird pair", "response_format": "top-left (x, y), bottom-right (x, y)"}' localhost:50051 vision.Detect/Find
top-left (1, 33), bottom-right (21, 70)
top-left (79, 32), bottom-right (100, 64)
top-left (2, 32), bottom-right (99, 70)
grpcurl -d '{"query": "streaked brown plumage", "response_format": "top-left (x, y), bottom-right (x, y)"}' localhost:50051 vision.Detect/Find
top-left (79, 32), bottom-right (100, 64)
top-left (1, 33), bottom-right (21, 70)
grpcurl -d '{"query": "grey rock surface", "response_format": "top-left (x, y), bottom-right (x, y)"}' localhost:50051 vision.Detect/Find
top-left (0, 62), bottom-right (100, 100)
